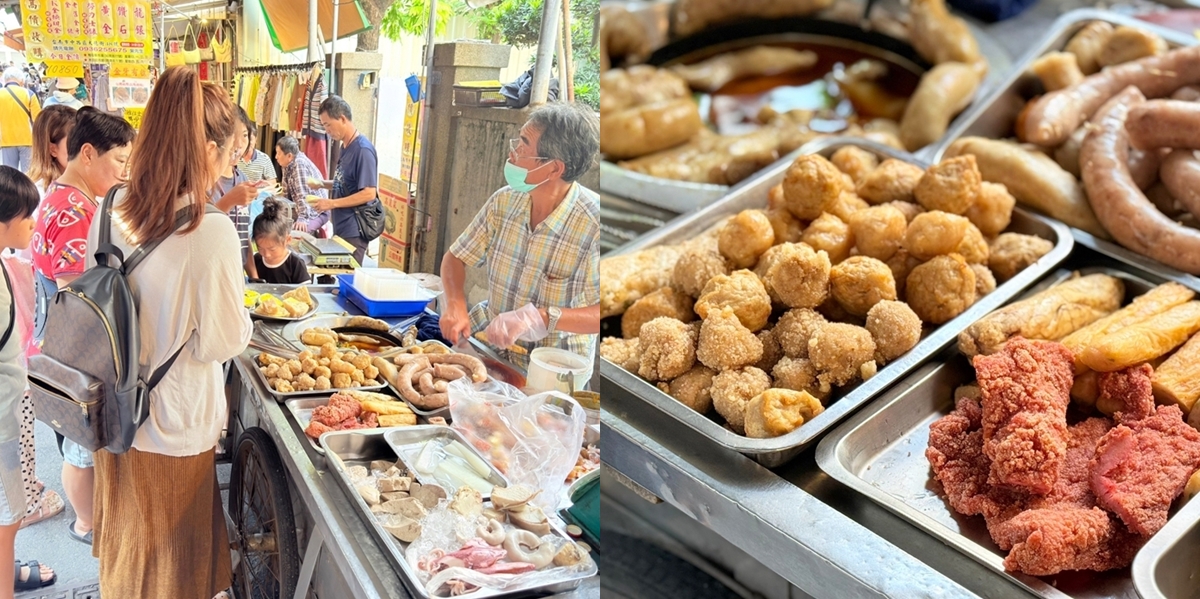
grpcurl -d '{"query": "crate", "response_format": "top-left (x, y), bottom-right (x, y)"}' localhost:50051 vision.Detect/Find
top-left (452, 86), bottom-right (506, 107)
top-left (337, 275), bottom-right (436, 317)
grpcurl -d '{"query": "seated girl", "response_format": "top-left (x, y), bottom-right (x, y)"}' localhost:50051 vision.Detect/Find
top-left (252, 197), bottom-right (310, 285)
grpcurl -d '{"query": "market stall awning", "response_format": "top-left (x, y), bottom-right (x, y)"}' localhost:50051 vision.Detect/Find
top-left (258, 0), bottom-right (370, 53)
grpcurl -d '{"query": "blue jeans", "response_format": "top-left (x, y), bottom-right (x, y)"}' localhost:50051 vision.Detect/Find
top-left (1, 146), bottom-right (31, 172)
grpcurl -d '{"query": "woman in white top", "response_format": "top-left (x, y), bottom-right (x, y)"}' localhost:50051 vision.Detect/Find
top-left (85, 66), bottom-right (252, 599)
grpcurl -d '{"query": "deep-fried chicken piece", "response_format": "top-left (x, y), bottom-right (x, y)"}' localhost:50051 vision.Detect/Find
top-left (927, 396), bottom-right (997, 516)
top-left (601, 246), bottom-right (682, 318)
top-left (974, 338), bottom-right (1074, 494)
top-left (994, 507), bottom-right (1143, 576)
top-left (1097, 364), bottom-right (1155, 423)
top-left (800, 213), bottom-right (855, 265)
top-left (744, 389), bottom-right (824, 438)
top-left (621, 287), bottom-right (696, 339)
top-left (989, 233), bottom-right (1054, 282)
top-left (848, 204), bottom-right (907, 262)
top-left (600, 337), bottom-right (640, 372)
top-left (756, 243), bottom-right (831, 309)
top-left (830, 145), bottom-right (879, 185)
top-left (809, 322), bottom-right (876, 387)
top-left (697, 307), bottom-right (763, 371)
top-left (1091, 403), bottom-right (1200, 536)
top-left (903, 211), bottom-right (971, 261)
top-left (765, 207), bottom-right (804, 244)
top-left (965, 181), bottom-right (1016, 237)
top-left (718, 210), bottom-right (776, 269)
top-left (774, 308), bottom-right (826, 358)
top-left (656, 365), bottom-right (717, 413)
top-left (971, 264), bottom-right (997, 297)
top-left (955, 223), bottom-right (989, 265)
top-left (755, 328), bottom-right (783, 373)
top-left (638, 317), bottom-right (697, 381)
top-left (906, 254), bottom-right (977, 325)
top-left (696, 270), bottom-right (772, 332)
top-left (711, 367), bottom-right (772, 434)
top-left (672, 246), bottom-right (729, 298)
top-left (915, 155), bottom-right (982, 215)
top-left (865, 300), bottom-right (922, 364)
top-left (830, 256), bottom-right (897, 317)
top-left (772, 357), bottom-right (820, 395)
top-left (856, 159), bottom-right (924, 205)
top-left (782, 154), bottom-right (845, 220)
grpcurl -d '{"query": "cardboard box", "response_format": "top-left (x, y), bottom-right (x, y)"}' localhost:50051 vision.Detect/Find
top-left (400, 89), bottom-right (423, 186)
top-left (378, 174), bottom-right (410, 245)
top-left (378, 236), bottom-right (408, 270)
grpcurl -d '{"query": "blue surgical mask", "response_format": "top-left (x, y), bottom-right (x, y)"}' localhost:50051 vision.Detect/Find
top-left (504, 160), bottom-right (548, 193)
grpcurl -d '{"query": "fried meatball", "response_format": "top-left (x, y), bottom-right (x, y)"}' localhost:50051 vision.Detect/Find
top-left (767, 182), bottom-right (786, 210)
top-left (914, 155), bottom-right (981, 215)
top-left (638, 317), bottom-right (697, 381)
top-left (656, 365), bottom-right (717, 413)
top-left (755, 328), bottom-right (783, 373)
top-left (765, 208), bottom-right (804, 244)
top-left (829, 192), bottom-right (870, 223)
top-left (332, 372), bottom-right (353, 388)
top-left (849, 205), bottom-right (907, 261)
top-left (801, 213), bottom-right (854, 264)
top-left (622, 288), bottom-right (696, 339)
top-left (711, 367), bottom-right (772, 434)
top-left (744, 389), bottom-right (825, 439)
top-left (830, 256), bottom-right (897, 316)
top-left (955, 223), bottom-right (989, 265)
top-left (971, 264), bottom-right (997, 296)
top-left (719, 210), bottom-right (776, 269)
top-left (988, 233), bottom-right (1054, 282)
top-left (672, 246), bottom-right (729, 298)
top-left (697, 308), bottom-right (763, 371)
top-left (696, 270), bottom-right (772, 332)
top-left (887, 201), bottom-right (924, 223)
top-left (905, 254), bottom-right (977, 324)
top-left (600, 337), bottom-right (641, 371)
top-left (775, 308), bottom-right (827, 358)
top-left (903, 211), bottom-right (970, 260)
top-left (759, 242), bottom-right (831, 309)
top-left (886, 249), bottom-right (921, 299)
top-left (865, 300), bottom-right (922, 364)
top-left (772, 357), bottom-right (818, 393)
top-left (831, 145), bottom-right (879, 184)
top-left (783, 154), bottom-right (846, 220)
top-left (856, 159), bottom-right (924, 204)
top-left (809, 322), bottom-right (876, 387)
top-left (965, 181), bottom-right (1015, 237)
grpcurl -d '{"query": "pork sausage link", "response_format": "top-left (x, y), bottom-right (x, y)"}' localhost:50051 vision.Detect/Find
top-left (1127, 99), bottom-right (1200, 150)
top-left (395, 357), bottom-right (430, 403)
top-left (1160, 149), bottom-right (1200, 221)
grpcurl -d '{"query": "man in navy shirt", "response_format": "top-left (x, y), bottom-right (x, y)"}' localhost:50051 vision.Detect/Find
top-left (312, 95), bottom-right (379, 263)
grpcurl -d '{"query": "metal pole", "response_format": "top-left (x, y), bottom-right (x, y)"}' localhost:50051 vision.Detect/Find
top-left (529, 0), bottom-right (561, 106)
top-left (159, 5), bottom-right (165, 71)
top-left (330, 0), bottom-right (339, 95)
top-left (562, 0), bottom-right (574, 102)
top-left (555, 15), bottom-right (567, 99)
top-left (306, 0), bottom-right (319, 61)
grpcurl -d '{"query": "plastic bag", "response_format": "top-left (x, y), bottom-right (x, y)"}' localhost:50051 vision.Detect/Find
top-left (448, 378), bottom-right (586, 511)
top-left (1, 253), bottom-right (35, 366)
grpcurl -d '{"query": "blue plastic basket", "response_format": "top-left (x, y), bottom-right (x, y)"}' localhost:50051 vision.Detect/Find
top-left (336, 275), bottom-right (436, 317)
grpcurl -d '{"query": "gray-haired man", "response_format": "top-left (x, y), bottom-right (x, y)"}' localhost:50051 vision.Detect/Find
top-left (0, 67), bottom-right (41, 171)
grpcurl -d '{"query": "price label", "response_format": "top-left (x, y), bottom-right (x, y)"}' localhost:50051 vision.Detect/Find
top-left (123, 107), bottom-right (144, 129)
top-left (43, 61), bottom-right (84, 78)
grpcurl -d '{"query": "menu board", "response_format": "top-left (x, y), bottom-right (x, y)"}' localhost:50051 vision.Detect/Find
top-left (22, 0), bottom-right (154, 65)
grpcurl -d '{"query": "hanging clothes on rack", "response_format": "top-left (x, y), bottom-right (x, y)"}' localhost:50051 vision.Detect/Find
top-left (302, 64), bottom-right (328, 177)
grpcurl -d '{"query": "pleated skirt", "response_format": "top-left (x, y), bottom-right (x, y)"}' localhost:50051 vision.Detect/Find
top-left (93, 447), bottom-right (232, 599)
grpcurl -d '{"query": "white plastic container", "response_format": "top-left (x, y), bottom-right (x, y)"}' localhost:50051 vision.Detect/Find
top-left (526, 347), bottom-right (593, 394)
top-left (352, 268), bottom-right (421, 301)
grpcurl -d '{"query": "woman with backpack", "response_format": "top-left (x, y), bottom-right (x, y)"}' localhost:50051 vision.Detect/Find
top-left (84, 66), bottom-right (251, 598)
top-left (0, 165), bottom-right (57, 593)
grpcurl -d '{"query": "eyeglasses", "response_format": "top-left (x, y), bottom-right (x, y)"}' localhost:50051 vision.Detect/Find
top-left (508, 138), bottom-right (549, 161)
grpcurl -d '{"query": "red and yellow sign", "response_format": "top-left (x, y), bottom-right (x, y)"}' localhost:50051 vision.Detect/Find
top-left (23, 0), bottom-right (154, 65)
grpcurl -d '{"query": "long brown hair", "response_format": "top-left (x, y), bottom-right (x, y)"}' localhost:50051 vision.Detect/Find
top-left (28, 104), bottom-right (77, 189)
top-left (118, 67), bottom-right (236, 244)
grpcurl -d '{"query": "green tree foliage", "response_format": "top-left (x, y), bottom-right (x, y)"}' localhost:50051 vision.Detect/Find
top-left (379, 0), bottom-right (464, 39)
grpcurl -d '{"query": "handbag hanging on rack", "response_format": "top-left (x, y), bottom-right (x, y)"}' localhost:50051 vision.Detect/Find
top-left (165, 25), bottom-right (185, 67)
top-left (213, 23), bottom-right (232, 63)
top-left (198, 24), bottom-right (215, 62)
top-left (182, 23), bottom-right (201, 65)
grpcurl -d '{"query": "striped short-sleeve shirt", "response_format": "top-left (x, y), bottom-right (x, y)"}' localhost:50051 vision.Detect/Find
top-left (449, 183), bottom-right (600, 368)
top-left (238, 150), bottom-right (276, 184)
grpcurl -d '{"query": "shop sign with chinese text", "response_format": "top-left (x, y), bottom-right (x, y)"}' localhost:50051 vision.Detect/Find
top-left (22, 0), bottom-right (154, 65)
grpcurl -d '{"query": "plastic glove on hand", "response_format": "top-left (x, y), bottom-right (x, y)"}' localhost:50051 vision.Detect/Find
top-left (484, 303), bottom-right (548, 349)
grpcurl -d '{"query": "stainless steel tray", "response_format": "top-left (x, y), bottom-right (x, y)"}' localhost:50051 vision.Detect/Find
top-left (320, 429), bottom-right (595, 599)
top-left (600, 160), bottom-right (730, 213)
top-left (931, 8), bottom-right (1197, 162)
top-left (601, 137), bottom-right (1073, 467)
top-left (246, 283), bottom-right (320, 322)
top-left (382, 341), bottom-right (464, 420)
top-left (248, 347), bottom-right (388, 400)
top-left (384, 426), bottom-right (509, 499)
top-left (816, 250), bottom-right (1192, 599)
top-left (1132, 492), bottom-right (1200, 599)
top-left (284, 395), bottom-right (434, 456)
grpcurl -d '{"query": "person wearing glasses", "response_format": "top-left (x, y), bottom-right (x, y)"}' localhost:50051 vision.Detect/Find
top-left (438, 103), bottom-right (601, 369)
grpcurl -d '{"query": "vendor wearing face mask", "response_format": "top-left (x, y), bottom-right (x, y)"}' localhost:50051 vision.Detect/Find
top-left (438, 103), bottom-right (601, 369)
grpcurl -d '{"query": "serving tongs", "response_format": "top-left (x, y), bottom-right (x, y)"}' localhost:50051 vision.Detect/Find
top-left (251, 321), bottom-right (302, 360)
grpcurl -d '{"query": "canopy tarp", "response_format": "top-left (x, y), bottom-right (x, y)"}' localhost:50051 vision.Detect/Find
top-left (258, 0), bottom-right (371, 53)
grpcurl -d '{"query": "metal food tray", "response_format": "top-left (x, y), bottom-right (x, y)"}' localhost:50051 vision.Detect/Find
top-left (931, 8), bottom-right (1197, 162)
top-left (601, 137), bottom-right (1073, 467)
top-left (248, 348), bottom-right (388, 400)
top-left (383, 340), bottom-right (461, 420)
top-left (1131, 490), bottom-right (1200, 599)
top-left (320, 429), bottom-right (595, 599)
top-left (246, 283), bottom-right (320, 322)
top-left (816, 249), bottom-right (1194, 599)
top-left (383, 426), bottom-right (509, 499)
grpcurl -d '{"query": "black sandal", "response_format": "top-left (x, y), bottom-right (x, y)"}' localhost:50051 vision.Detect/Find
top-left (14, 560), bottom-right (55, 590)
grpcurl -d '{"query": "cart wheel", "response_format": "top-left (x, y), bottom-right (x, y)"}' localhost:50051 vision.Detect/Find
top-left (230, 427), bottom-right (300, 599)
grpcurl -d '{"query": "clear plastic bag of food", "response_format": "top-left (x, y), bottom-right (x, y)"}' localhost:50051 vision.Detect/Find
top-left (447, 378), bottom-right (587, 510)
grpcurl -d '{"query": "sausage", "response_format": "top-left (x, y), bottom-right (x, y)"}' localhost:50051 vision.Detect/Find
top-left (1080, 86), bottom-right (1200, 274)
top-left (944, 136), bottom-right (1108, 237)
top-left (908, 0), bottom-right (985, 72)
top-left (1064, 21), bottom-right (1114, 76)
top-left (1020, 45), bottom-right (1200, 146)
top-left (1030, 52), bottom-right (1084, 92)
top-left (1053, 126), bottom-right (1088, 177)
top-left (395, 357), bottom-right (429, 403)
top-left (898, 62), bottom-right (981, 151)
top-left (418, 372), bottom-right (438, 395)
top-left (1127, 147), bottom-right (1162, 190)
top-left (432, 363), bottom-right (468, 381)
top-left (434, 380), bottom-right (448, 393)
top-left (1173, 85), bottom-right (1200, 101)
top-left (1145, 181), bottom-right (1185, 218)
top-left (1127, 100), bottom-right (1200, 150)
top-left (414, 392), bottom-right (448, 410)
top-left (427, 353), bottom-right (489, 383)
top-left (1159, 149), bottom-right (1200, 221)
